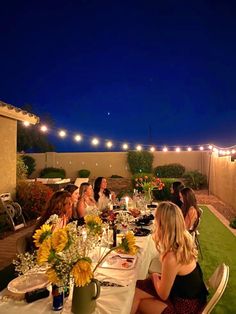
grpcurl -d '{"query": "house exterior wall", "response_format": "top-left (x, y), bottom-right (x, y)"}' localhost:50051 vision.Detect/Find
top-left (0, 116), bottom-right (17, 195)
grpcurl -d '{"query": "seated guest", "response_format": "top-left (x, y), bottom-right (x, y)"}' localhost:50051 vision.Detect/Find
top-left (64, 183), bottom-right (80, 219)
top-left (77, 183), bottom-right (97, 218)
top-left (169, 181), bottom-right (184, 208)
top-left (93, 177), bottom-right (112, 211)
top-left (35, 190), bottom-right (73, 230)
top-left (131, 201), bottom-right (208, 314)
top-left (180, 187), bottom-right (202, 232)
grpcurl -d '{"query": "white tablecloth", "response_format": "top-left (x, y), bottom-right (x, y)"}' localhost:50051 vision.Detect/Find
top-left (0, 235), bottom-right (158, 314)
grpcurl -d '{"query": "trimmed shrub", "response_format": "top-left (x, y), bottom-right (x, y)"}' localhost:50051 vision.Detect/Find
top-left (16, 181), bottom-right (53, 220)
top-left (183, 170), bottom-right (207, 190)
top-left (229, 218), bottom-right (236, 229)
top-left (40, 167), bottom-right (66, 179)
top-left (78, 169), bottom-right (90, 178)
top-left (152, 178), bottom-right (178, 201)
top-left (22, 155), bottom-right (36, 176)
top-left (153, 163), bottom-right (185, 178)
top-left (110, 175), bottom-right (123, 178)
top-left (17, 155), bottom-right (28, 181)
top-left (127, 151), bottom-right (154, 174)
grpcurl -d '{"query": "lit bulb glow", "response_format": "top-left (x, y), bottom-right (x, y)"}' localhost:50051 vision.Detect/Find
top-left (91, 138), bottom-right (99, 146)
top-left (163, 147), bottom-right (168, 152)
top-left (150, 146), bottom-right (155, 152)
top-left (122, 143), bottom-right (129, 150)
top-left (199, 146), bottom-right (204, 151)
top-left (136, 145), bottom-right (142, 151)
top-left (187, 147), bottom-right (192, 151)
top-left (208, 145), bottom-right (213, 149)
top-left (40, 125), bottom-right (48, 132)
top-left (23, 121), bottom-right (30, 127)
top-left (106, 141), bottom-right (113, 148)
top-left (58, 130), bottom-right (66, 137)
top-left (232, 149), bottom-right (236, 154)
top-left (175, 147), bottom-right (181, 152)
top-left (74, 134), bottom-right (82, 142)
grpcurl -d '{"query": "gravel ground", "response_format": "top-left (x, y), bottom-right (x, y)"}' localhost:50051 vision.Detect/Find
top-left (195, 189), bottom-right (236, 222)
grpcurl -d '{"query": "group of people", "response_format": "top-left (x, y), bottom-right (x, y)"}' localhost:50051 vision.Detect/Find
top-left (131, 182), bottom-right (207, 314)
top-left (29, 176), bottom-right (207, 314)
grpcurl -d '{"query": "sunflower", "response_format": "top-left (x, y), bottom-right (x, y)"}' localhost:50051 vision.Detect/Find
top-left (84, 214), bottom-right (102, 234)
top-left (51, 228), bottom-right (68, 252)
top-left (71, 259), bottom-right (93, 287)
top-left (46, 268), bottom-right (61, 286)
top-left (37, 237), bottom-right (52, 265)
top-left (33, 224), bottom-right (52, 248)
top-left (118, 231), bottom-right (138, 255)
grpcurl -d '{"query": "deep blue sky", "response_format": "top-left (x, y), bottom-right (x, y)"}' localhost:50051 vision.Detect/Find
top-left (1, 0), bottom-right (236, 152)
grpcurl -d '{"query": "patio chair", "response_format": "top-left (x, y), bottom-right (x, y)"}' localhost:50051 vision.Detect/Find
top-left (202, 263), bottom-right (229, 314)
top-left (16, 232), bottom-right (34, 254)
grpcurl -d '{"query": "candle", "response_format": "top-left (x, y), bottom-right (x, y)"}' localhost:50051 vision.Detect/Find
top-left (125, 196), bottom-right (129, 209)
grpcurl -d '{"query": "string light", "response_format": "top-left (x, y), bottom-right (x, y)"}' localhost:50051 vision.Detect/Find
top-left (74, 134), bottom-right (82, 142)
top-left (23, 121), bottom-right (30, 127)
top-left (91, 137), bottom-right (99, 146)
top-left (106, 141), bottom-right (113, 148)
top-left (58, 130), bottom-right (66, 138)
top-left (122, 143), bottom-right (129, 150)
top-left (40, 125), bottom-right (48, 132)
top-left (24, 120), bottom-right (236, 156)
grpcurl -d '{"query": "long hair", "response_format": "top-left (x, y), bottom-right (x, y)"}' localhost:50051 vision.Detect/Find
top-left (64, 184), bottom-right (78, 194)
top-left (172, 181), bottom-right (184, 197)
top-left (93, 177), bottom-right (110, 201)
top-left (153, 201), bottom-right (197, 264)
top-left (181, 187), bottom-right (201, 219)
top-left (36, 190), bottom-right (72, 229)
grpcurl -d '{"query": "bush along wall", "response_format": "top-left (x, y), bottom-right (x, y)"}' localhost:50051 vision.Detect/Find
top-left (153, 163), bottom-right (185, 178)
top-left (152, 178), bottom-right (178, 201)
top-left (127, 151), bottom-right (154, 174)
top-left (40, 167), bottom-right (66, 179)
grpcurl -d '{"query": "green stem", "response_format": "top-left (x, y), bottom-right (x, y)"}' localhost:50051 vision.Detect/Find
top-left (93, 246), bottom-right (118, 273)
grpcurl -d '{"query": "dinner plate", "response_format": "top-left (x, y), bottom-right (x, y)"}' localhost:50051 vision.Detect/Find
top-left (8, 273), bottom-right (49, 294)
top-left (133, 227), bottom-right (150, 237)
top-left (100, 253), bottom-right (137, 270)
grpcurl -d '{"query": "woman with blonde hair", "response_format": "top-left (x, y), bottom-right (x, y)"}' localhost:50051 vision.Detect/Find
top-left (76, 182), bottom-right (97, 218)
top-left (131, 201), bottom-right (208, 314)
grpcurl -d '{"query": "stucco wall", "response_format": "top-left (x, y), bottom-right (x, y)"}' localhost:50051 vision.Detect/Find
top-left (29, 151), bottom-right (210, 179)
top-left (209, 153), bottom-right (236, 210)
top-left (0, 116), bottom-right (17, 195)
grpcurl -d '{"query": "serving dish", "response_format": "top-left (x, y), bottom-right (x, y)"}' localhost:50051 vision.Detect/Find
top-left (8, 273), bottom-right (49, 294)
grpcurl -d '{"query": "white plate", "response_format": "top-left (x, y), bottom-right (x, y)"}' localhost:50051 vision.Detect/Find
top-left (8, 273), bottom-right (49, 294)
top-left (100, 253), bottom-right (137, 270)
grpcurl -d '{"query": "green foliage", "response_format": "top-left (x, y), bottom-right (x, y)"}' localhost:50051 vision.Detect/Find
top-left (21, 155), bottom-right (36, 176)
top-left (40, 167), bottom-right (66, 179)
top-left (153, 163), bottom-right (185, 178)
top-left (127, 151), bottom-right (154, 174)
top-left (16, 181), bottom-right (53, 220)
top-left (152, 178), bottom-right (177, 201)
top-left (16, 155), bottom-right (28, 181)
top-left (199, 206), bottom-right (236, 313)
top-left (229, 218), bottom-right (236, 229)
top-left (183, 170), bottom-right (207, 190)
top-left (77, 169), bottom-right (90, 178)
top-left (110, 174), bottom-right (123, 178)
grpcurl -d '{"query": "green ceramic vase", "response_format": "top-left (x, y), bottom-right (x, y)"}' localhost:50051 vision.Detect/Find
top-left (71, 278), bottom-right (100, 314)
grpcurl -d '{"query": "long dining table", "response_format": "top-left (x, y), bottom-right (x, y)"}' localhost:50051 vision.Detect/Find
top-left (0, 233), bottom-right (158, 314)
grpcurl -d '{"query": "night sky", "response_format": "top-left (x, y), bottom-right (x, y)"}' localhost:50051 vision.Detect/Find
top-left (1, 0), bottom-right (236, 152)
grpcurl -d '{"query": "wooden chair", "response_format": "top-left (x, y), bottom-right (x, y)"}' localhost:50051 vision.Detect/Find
top-left (202, 263), bottom-right (229, 314)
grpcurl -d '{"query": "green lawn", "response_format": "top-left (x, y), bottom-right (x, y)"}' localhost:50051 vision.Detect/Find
top-left (199, 205), bottom-right (236, 314)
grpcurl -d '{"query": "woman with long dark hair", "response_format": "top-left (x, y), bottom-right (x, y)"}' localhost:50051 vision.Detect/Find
top-left (180, 187), bottom-right (202, 232)
top-left (93, 177), bottom-right (111, 211)
top-left (170, 181), bottom-right (184, 208)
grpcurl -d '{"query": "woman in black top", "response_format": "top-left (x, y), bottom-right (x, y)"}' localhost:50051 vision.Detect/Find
top-left (170, 181), bottom-right (184, 208)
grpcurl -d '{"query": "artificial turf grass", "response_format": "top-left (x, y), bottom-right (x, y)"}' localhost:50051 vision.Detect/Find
top-left (199, 205), bottom-right (236, 314)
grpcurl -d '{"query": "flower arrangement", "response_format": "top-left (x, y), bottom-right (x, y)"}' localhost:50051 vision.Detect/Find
top-left (135, 175), bottom-right (165, 192)
top-left (14, 214), bottom-right (138, 288)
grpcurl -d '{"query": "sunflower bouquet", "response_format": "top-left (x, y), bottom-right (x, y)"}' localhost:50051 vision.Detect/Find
top-left (19, 214), bottom-right (138, 288)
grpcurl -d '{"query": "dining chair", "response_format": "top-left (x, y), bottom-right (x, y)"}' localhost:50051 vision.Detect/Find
top-left (16, 232), bottom-right (33, 254)
top-left (202, 263), bottom-right (229, 314)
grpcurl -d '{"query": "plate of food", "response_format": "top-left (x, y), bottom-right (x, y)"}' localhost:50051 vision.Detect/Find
top-left (133, 227), bottom-right (150, 237)
top-left (100, 253), bottom-right (137, 270)
top-left (8, 273), bottom-right (50, 294)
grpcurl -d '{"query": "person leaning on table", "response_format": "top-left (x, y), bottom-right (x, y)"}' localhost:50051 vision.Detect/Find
top-left (131, 201), bottom-right (208, 314)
